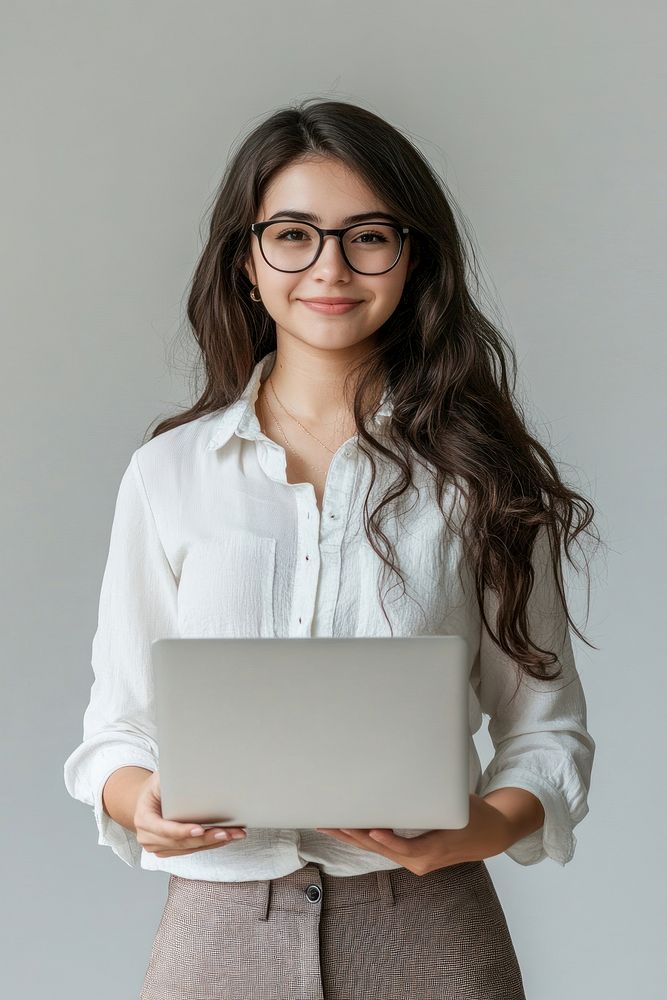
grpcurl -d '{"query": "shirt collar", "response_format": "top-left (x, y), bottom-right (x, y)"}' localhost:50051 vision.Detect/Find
top-left (206, 349), bottom-right (393, 452)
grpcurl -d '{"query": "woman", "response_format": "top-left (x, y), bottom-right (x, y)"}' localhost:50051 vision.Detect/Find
top-left (64, 98), bottom-right (598, 999)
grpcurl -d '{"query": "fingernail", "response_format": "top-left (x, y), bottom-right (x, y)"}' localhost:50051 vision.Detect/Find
top-left (214, 831), bottom-right (229, 840)
top-left (230, 831), bottom-right (246, 839)
top-left (190, 828), bottom-right (204, 836)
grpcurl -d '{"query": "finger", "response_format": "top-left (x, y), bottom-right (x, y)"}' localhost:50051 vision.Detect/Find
top-left (139, 825), bottom-right (247, 849)
top-left (140, 799), bottom-right (245, 840)
top-left (141, 790), bottom-right (236, 841)
top-left (144, 830), bottom-right (247, 855)
top-left (362, 829), bottom-right (431, 854)
top-left (140, 812), bottom-right (211, 841)
top-left (315, 828), bottom-right (408, 866)
top-left (318, 827), bottom-right (433, 858)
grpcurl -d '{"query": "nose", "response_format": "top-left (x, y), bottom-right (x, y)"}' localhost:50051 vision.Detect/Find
top-left (310, 234), bottom-right (350, 276)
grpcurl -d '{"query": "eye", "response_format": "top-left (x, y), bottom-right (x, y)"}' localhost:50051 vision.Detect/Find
top-left (275, 227), bottom-right (312, 241)
top-left (351, 229), bottom-right (390, 244)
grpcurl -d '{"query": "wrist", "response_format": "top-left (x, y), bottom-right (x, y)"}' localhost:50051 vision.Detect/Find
top-left (482, 786), bottom-right (545, 841)
top-left (102, 766), bottom-right (154, 832)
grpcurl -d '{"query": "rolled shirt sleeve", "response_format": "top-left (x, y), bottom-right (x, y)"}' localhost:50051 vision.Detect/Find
top-left (63, 449), bottom-right (178, 866)
top-left (474, 527), bottom-right (596, 867)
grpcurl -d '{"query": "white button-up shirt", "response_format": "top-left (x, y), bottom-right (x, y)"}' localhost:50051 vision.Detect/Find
top-left (63, 349), bottom-right (595, 880)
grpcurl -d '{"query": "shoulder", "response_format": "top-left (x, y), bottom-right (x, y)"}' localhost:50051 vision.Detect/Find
top-left (131, 411), bottom-right (224, 495)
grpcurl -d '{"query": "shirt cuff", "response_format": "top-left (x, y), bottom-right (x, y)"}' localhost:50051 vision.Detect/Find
top-left (66, 747), bottom-right (158, 868)
top-left (479, 766), bottom-right (582, 867)
top-left (96, 758), bottom-right (157, 867)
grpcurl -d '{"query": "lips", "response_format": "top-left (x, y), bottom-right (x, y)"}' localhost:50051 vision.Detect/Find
top-left (300, 299), bottom-right (363, 314)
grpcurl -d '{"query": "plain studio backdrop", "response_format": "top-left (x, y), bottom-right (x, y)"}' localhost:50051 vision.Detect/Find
top-left (2, 2), bottom-right (664, 997)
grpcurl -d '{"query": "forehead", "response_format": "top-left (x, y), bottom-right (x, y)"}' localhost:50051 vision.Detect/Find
top-left (261, 158), bottom-right (389, 224)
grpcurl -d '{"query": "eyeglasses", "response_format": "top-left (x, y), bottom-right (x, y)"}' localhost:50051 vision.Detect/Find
top-left (250, 219), bottom-right (410, 275)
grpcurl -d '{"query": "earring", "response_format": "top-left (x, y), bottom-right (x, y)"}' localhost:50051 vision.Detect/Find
top-left (250, 285), bottom-right (262, 302)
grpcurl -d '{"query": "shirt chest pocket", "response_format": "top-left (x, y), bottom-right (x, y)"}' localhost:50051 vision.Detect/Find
top-left (356, 536), bottom-right (446, 637)
top-left (177, 531), bottom-right (276, 638)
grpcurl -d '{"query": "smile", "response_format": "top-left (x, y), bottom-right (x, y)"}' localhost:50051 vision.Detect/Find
top-left (300, 301), bottom-right (363, 314)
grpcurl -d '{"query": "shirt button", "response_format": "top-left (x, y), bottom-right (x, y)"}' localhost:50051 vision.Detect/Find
top-left (305, 884), bottom-right (322, 903)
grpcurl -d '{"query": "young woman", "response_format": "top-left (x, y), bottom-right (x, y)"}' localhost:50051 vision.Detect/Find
top-left (64, 98), bottom-right (598, 999)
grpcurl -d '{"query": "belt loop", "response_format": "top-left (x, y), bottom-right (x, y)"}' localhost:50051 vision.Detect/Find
top-left (256, 879), bottom-right (271, 921)
top-left (375, 869), bottom-right (396, 907)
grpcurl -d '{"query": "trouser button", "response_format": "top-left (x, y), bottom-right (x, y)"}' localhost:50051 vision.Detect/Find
top-left (305, 883), bottom-right (322, 903)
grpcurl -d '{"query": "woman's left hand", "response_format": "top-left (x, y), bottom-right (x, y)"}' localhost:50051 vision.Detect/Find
top-left (315, 793), bottom-right (525, 876)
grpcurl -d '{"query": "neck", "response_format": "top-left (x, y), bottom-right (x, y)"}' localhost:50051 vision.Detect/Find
top-left (260, 344), bottom-right (381, 433)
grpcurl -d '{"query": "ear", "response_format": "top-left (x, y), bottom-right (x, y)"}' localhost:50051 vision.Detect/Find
top-left (242, 257), bottom-right (256, 284)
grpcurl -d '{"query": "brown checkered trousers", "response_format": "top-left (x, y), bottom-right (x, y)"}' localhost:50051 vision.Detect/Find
top-left (139, 859), bottom-right (526, 999)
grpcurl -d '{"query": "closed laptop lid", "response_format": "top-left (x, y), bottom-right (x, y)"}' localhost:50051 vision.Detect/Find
top-left (151, 635), bottom-right (471, 831)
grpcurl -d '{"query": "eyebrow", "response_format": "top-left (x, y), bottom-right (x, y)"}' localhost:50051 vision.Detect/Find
top-left (266, 209), bottom-right (401, 226)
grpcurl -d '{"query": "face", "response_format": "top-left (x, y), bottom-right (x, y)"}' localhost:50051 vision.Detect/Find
top-left (242, 156), bottom-right (417, 353)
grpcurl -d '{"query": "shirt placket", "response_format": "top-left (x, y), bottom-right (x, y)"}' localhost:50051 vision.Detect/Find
top-left (286, 443), bottom-right (357, 637)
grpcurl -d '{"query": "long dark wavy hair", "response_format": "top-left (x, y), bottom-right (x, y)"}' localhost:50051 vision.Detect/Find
top-left (146, 97), bottom-right (603, 683)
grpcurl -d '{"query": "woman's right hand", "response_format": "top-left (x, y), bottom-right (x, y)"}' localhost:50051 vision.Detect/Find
top-left (134, 771), bottom-right (247, 858)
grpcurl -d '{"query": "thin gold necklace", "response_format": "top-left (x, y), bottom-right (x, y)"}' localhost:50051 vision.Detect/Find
top-left (260, 382), bottom-right (328, 473)
top-left (268, 377), bottom-right (339, 453)
top-left (259, 376), bottom-right (352, 474)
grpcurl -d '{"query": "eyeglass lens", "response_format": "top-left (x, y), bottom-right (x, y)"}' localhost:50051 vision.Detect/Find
top-left (260, 222), bottom-right (402, 273)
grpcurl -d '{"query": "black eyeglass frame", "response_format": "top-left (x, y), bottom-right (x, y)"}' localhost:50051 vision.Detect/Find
top-left (250, 219), bottom-right (411, 275)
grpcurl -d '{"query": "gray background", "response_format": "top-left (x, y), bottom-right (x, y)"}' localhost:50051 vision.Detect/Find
top-left (2, 2), bottom-right (664, 996)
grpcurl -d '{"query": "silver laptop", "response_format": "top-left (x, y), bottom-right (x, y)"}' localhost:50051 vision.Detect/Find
top-left (150, 635), bottom-right (471, 831)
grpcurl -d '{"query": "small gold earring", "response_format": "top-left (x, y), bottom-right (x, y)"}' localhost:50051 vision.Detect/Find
top-left (250, 285), bottom-right (262, 302)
